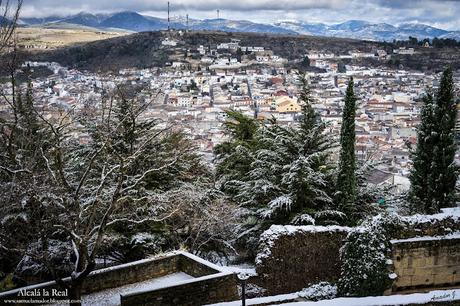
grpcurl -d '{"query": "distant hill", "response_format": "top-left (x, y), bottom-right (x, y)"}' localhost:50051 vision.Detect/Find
top-left (29, 30), bottom-right (460, 73)
top-left (99, 12), bottom-right (166, 32)
top-left (19, 11), bottom-right (295, 35)
top-left (19, 12), bottom-right (460, 41)
top-left (62, 12), bottom-right (107, 28)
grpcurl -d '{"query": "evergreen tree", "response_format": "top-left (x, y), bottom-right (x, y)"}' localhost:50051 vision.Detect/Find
top-left (112, 86), bottom-right (138, 155)
top-left (409, 67), bottom-right (458, 213)
top-left (214, 110), bottom-right (259, 195)
top-left (223, 75), bottom-right (336, 225)
top-left (430, 67), bottom-right (458, 211)
top-left (408, 92), bottom-right (435, 213)
top-left (302, 56), bottom-right (310, 68)
top-left (337, 78), bottom-right (358, 220)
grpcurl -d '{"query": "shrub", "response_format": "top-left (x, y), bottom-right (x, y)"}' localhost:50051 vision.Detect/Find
top-left (299, 282), bottom-right (337, 301)
top-left (337, 213), bottom-right (403, 296)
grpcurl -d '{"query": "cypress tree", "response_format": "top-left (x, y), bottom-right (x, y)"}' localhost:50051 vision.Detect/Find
top-left (408, 91), bottom-right (435, 213)
top-left (430, 67), bottom-right (458, 211)
top-left (337, 78), bottom-right (358, 219)
top-left (409, 67), bottom-right (458, 213)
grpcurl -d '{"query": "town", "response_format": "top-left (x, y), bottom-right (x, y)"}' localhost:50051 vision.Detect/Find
top-left (2, 0), bottom-right (460, 305)
top-left (13, 34), bottom-right (459, 197)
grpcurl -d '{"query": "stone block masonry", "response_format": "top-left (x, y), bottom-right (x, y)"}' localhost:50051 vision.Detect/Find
top-left (0, 251), bottom-right (238, 306)
top-left (121, 272), bottom-right (238, 306)
top-left (120, 252), bottom-right (238, 306)
top-left (390, 235), bottom-right (460, 292)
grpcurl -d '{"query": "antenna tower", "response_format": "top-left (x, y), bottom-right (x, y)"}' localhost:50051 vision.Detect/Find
top-left (167, 2), bottom-right (170, 30)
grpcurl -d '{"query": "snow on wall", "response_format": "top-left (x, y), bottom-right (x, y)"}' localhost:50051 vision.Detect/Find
top-left (390, 231), bottom-right (460, 244)
top-left (255, 225), bottom-right (351, 295)
top-left (256, 225), bottom-right (351, 265)
top-left (401, 207), bottom-right (460, 225)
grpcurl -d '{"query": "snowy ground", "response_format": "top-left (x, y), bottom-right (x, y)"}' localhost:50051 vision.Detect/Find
top-left (52, 272), bottom-right (194, 306)
top-left (279, 288), bottom-right (460, 305)
top-left (207, 288), bottom-right (460, 306)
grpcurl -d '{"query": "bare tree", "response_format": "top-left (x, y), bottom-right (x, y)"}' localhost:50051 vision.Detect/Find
top-left (1, 85), bottom-right (206, 305)
top-left (161, 183), bottom-right (239, 260)
top-left (0, 0), bottom-right (22, 56)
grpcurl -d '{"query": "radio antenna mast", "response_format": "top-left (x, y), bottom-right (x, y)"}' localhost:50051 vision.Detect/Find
top-left (167, 2), bottom-right (170, 30)
top-left (186, 14), bottom-right (189, 31)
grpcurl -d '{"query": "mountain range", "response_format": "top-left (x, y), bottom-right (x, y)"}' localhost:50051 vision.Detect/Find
top-left (19, 12), bottom-right (460, 42)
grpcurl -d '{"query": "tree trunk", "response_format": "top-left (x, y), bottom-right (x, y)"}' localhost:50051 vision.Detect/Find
top-left (69, 283), bottom-right (83, 306)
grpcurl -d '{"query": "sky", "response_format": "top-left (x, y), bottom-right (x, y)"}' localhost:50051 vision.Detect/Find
top-left (19, 0), bottom-right (460, 30)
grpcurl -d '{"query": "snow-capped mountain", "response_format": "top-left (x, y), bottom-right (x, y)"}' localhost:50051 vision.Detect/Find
top-left (18, 12), bottom-right (460, 41)
top-left (187, 18), bottom-right (296, 34)
top-left (275, 19), bottom-right (459, 41)
top-left (19, 11), bottom-right (295, 34)
top-left (273, 20), bottom-right (329, 36)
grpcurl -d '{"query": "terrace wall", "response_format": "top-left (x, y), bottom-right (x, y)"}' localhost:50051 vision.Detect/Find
top-left (255, 225), bottom-right (351, 295)
top-left (390, 237), bottom-right (460, 292)
top-left (120, 272), bottom-right (238, 306)
top-left (0, 251), bottom-right (238, 306)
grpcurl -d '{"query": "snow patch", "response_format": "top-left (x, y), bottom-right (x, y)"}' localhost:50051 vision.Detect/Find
top-left (388, 273), bottom-right (398, 280)
top-left (206, 292), bottom-right (300, 306)
top-left (390, 231), bottom-right (460, 244)
top-left (81, 272), bottom-right (194, 306)
top-left (275, 288), bottom-right (460, 305)
top-left (298, 282), bottom-right (337, 301)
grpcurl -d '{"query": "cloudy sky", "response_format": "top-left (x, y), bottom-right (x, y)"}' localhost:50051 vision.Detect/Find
top-left (21, 0), bottom-right (460, 30)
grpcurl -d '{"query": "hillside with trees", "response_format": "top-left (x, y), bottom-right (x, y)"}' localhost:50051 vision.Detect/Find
top-left (24, 30), bottom-right (460, 72)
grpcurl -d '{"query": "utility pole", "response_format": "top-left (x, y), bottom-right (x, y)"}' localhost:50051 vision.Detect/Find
top-left (217, 9), bottom-right (220, 19)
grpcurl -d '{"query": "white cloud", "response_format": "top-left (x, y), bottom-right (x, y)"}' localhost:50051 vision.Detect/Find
top-left (19, 0), bottom-right (460, 30)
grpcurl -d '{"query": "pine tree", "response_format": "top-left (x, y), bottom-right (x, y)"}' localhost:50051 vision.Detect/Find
top-left (408, 92), bottom-right (435, 213)
top-left (430, 67), bottom-right (458, 211)
top-left (228, 74), bottom-right (336, 225)
top-left (214, 110), bottom-right (259, 195)
top-left (297, 73), bottom-right (334, 157)
top-left (337, 78), bottom-right (358, 220)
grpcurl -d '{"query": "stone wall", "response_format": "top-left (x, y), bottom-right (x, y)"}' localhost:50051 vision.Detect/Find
top-left (120, 273), bottom-right (238, 306)
top-left (255, 225), bottom-right (350, 295)
top-left (390, 236), bottom-right (460, 292)
top-left (179, 254), bottom-right (219, 277)
top-left (0, 253), bottom-right (180, 304)
top-left (81, 253), bottom-right (180, 294)
top-left (0, 251), bottom-right (238, 306)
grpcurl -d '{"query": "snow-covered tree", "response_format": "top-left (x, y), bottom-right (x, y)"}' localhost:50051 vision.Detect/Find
top-left (408, 91), bottom-right (436, 213)
top-left (336, 78), bottom-right (358, 220)
top-left (409, 68), bottom-right (458, 214)
top-left (214, 109), bottom-right (259, 196)
top-left (429, 67), bottom-right (458, 211)
top-left (215, 75), bottom-right (337, 254)
top-left (338, 214), bottom-right (403, 297)
top-left (158, 183), bottom-right (240, 261)
top-left (0, 84), bottom-right (208, 304)
top-left (237, 117), bottom-right (335, 224)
